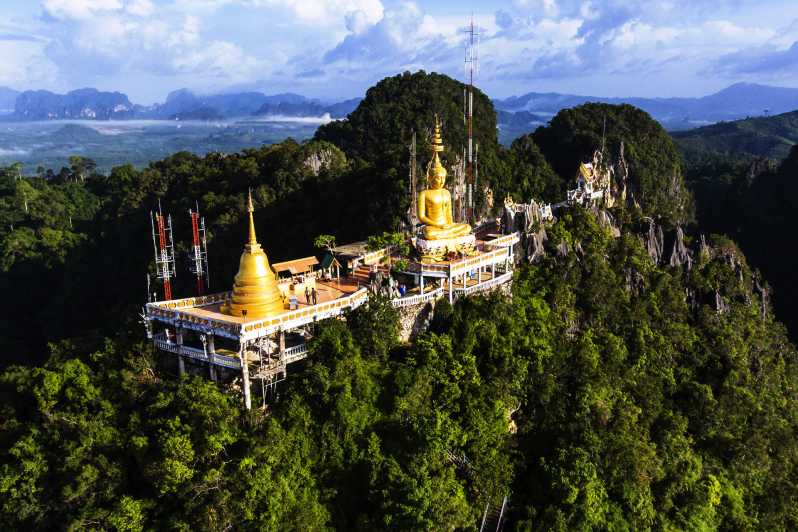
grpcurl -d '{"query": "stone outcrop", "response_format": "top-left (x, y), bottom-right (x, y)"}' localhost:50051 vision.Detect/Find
top-left (754, 276), bottom-right (769, 321)
top-left (644, 220), bottom-right (664, 264)
top-left (592, 207), bottom-right (621, 238)
top-left (526, 227), bottom-right (548, 263)
top-left (715, 288), bottom-right (730, 314)
top-left (303, 148), bottom-right (337, 176)
top-left (668, 226), bottom-right (692, 269)
top-left (502, 204), bottom-right (518, 234)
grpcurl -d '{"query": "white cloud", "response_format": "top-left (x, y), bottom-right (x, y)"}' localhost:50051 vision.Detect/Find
top-left (3, 0), bottom-right (795, 101)
top-left (42, 0), bottom-right (123, 20)
top-left (125, 0), bottom-right (154, 17)
top-left (247, 0), bottom-right (384, 27)
top-left (0, 40), bottom-right (58, 88)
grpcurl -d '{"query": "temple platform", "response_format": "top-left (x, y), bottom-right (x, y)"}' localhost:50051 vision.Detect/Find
top-left (415, 233), bottom-right (476, 260)
top-left (146, 278), bottom-right (367, 343)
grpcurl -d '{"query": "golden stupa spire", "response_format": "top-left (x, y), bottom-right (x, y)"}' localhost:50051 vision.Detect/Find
top-left (221, 189), bottom-right (285, 319)
top-left (247, 189), bottom-right (257, 246)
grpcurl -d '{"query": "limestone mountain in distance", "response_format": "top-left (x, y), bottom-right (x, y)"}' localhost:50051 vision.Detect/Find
top-left (4, 82), bottom-right (798, 142)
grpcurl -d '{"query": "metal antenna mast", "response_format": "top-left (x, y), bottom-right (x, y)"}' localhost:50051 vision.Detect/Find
top-left (151, 202), bottom-right (176, 301)
top-left (464, 14), bottom-right (479, 223)
top-left (189, 202), bottom-right (210, 295)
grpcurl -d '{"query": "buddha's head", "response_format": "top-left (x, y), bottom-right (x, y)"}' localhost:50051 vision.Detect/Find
top-left (428, 153), bottom-right (447, 190)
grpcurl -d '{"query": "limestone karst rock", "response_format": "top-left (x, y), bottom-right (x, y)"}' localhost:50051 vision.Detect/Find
top-left (715, 288), bottom-right (730, 314)
top-left (755, 276), bottom-right (770, 321)
top-left (526, 227), bottom-right (548, 263)
top-left (592, 207), bottom-right (621, 238)
top-left (669, 226), bottom-right (693, 269)
top-left (644, 220), bottom-right (664, 264)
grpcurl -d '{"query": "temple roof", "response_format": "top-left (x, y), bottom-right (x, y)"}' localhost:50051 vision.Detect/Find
top-left (272, 256), bottom-right (319, 275)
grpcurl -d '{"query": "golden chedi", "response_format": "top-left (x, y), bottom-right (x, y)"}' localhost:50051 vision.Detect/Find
top-left (221, 191), bottom-right (285, 319)
top-left (417, 115), bottom-right (472, 240)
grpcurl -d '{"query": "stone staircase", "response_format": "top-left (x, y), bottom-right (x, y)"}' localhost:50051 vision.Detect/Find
top-left (351, 264), bottom-right (373, 285)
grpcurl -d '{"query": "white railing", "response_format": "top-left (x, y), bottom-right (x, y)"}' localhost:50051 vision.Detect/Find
top-left (391, 287), bottom-right (444, 308)
top-left (454, 271), bottom-right (513, 297)
top-left (449, 248), bottom-right (512, 277)
top-left (284, 343), bottom-right (309, 364)
top-left (152, 333), bottom-right (241, 369)
top-left (483, 232), bottom-right (520, 248)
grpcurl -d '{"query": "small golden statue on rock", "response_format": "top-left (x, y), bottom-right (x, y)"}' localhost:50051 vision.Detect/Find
top-left (415, 115), bottom-right (475, 260)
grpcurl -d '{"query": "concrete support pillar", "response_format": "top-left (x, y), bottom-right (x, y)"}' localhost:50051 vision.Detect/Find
top-left (206, 334), bottom-right (217, 382)
top-left (241, 343), bottom-right (251, 410)
top-left (420, 274), bottom-right (425, 296)
top-left (176, 328), bottom-right (185, 376)
top-left (449, 273), bottom-right (454, 304)
top-left (279, 330), bottom-right (286, 358)
top-left (492, 262), bottom-right (495, 279)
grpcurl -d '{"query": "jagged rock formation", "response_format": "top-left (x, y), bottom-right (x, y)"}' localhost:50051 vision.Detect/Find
top-left (755, 276), bottom-right (770, 321)
top-left (303, 148), bottom-right (336, 176)
top-left (644, 220), bottom-right (665, 264)
top-left (592, 206), bottom-right (621, 237)
top-left (715, 288), bottom-right (730, 314)
top-left (526, 227), bottom-right (548, 263)
top-left (669, 226), bottom-right (692, 269)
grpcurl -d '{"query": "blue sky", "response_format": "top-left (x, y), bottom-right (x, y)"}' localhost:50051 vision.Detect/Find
top-left (1, 0), bottom-right (798, 103)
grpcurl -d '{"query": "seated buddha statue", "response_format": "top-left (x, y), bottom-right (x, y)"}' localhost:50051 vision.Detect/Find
top-left (417, 117), bottom-right (472, 240)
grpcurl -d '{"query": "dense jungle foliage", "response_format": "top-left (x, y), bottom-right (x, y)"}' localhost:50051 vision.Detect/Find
top-left (1, 71), bottom-right (798, 530)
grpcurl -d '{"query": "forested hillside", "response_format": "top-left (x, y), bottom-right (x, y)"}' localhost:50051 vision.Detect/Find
top-left (673, 110), bottom-right (798, 164)
top-left (1, 71), bottom-right (797, 530)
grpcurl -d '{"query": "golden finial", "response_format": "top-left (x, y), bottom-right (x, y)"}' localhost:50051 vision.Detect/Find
top-left (247, 188), bottom-right (257, 246)
top-left (431, 114), bottom-right (444, 153)
top-left (426, 114), bottom-right (447, 187)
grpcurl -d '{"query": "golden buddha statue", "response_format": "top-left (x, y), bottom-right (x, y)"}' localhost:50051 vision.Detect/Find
top-left (417, 116), bottom-right (472, 240)
top-left (221, 191), bottom-right (286, 319)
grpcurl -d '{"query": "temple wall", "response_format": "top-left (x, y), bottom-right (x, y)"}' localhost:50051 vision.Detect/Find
top-left (397, 300), bottom-right (435, 342)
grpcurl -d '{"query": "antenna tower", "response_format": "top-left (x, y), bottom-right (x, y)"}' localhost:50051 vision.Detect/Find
top-left (464, 15), bottom-right (479, 223)
top-left (150, 203), bottom-right (177, 301)
top-left (189, 203), bottom-right (210, 295)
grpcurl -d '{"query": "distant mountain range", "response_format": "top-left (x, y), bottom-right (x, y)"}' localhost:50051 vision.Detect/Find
top-left (3, 87), bottom-right (362, 121)
top-left (494, 82), bottom-right (798, 143)
top-left (2, 82), bottom-right (798, 145)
